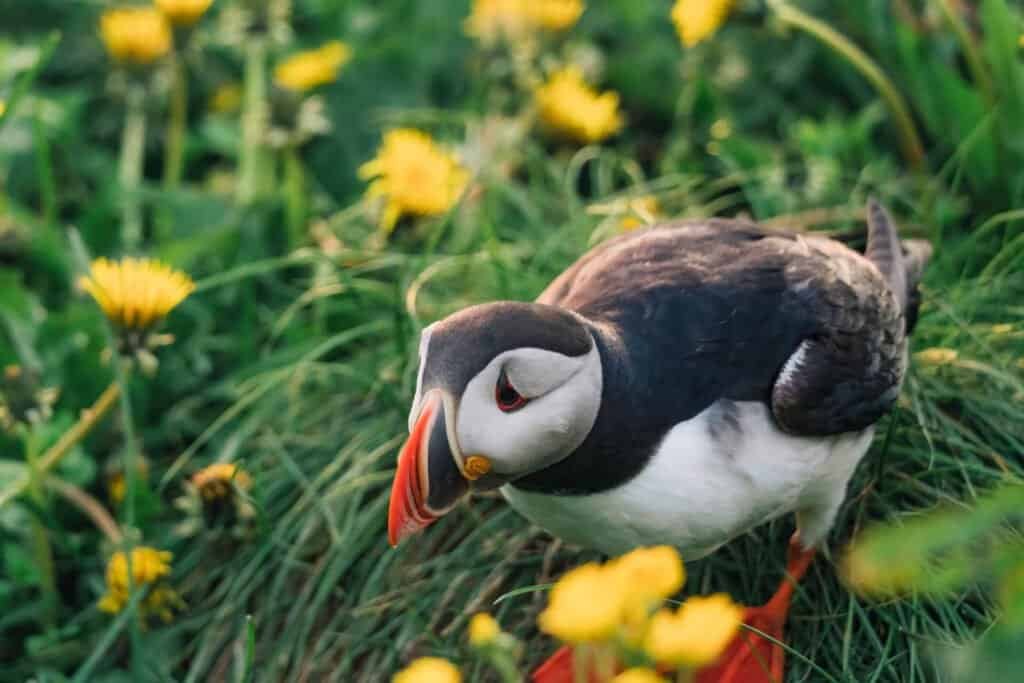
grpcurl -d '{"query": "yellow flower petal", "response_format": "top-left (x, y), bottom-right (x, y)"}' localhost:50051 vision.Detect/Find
top-left (538, 562), bottom-right (630, 643)
top-left (612, 668), bottom-right (668, 683)
top-left (192, 462), bottom-right (252, 500)
top-left (100, 8), bottom-right (172, 65)
top-left (155, 0), bottom-right (214, 27)
top-left (535, 67), bottom-right (623, 145)
top-left (79, 257), bottom-right (194, 330)
top-left (392, 657), bottom-right (461, 683)
top-left (671, 0), bottom-right (735, 48)
top-left (468, 612), bottom-right (501, 646)
top-left (274, 41), bottom-right (352, 92)
top-left (644, 594), bottom-right (743, 667)
top-left (359, 129), bottom-right (469, 233)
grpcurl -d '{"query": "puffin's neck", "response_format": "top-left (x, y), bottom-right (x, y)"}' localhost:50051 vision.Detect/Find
top-left (508, 316), bottom-right (661, 496)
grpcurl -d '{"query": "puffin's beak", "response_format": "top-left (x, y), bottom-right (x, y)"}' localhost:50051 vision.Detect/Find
top-left (388, 390), bottom-right (470, 546)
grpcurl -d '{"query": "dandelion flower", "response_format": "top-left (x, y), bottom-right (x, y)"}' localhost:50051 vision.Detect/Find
top-left (465, 0), bottom-right (581, 43)
top-left (528, 0), bottom-right (585, 31)
top-left (468, 612), bottom-right (501, 646)
top-left (535, 67), bottom-right (622, 144)
top-left (155, 0), bottom-right (214, 27)
top-left (393, 657), bottom-right (462, 683)
top-left (671, 0), bottom-right (735, 48)
top-left (538, 562), bottom-right (630, 643)
top-left (612, 669), bottom-right (668, 683)
top-left (914, 347), bottom-right (958, 367)
top-left (607, 545), bottom-right (685, 602)
top-left (359, 129), bottom-right (469, 234)
top-left (192, 463), bottom-right (252, 501)
top-left (274, 41), bottom-right (352, 93)
top-left (100, 8), bottom-right (172, 65)
top-left (643, 593), bottom-right (743, 667)
top-left (98, 546), bottom-right (181, 621)
top-left (79, 257), bottom-right (194, 331)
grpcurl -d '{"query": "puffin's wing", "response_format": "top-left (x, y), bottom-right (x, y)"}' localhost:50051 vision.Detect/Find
top-left (770, 201), bottom-right (931, 436)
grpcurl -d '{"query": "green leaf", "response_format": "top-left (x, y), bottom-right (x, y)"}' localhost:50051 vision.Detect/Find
top-left (0, 459), bottom-right (30, 508)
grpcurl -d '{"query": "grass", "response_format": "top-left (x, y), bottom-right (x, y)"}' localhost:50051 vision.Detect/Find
top-left (3, 0), bottom-right (1024, 681)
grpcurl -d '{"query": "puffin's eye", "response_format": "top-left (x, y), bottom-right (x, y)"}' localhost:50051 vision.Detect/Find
top-left (495, 369), bottom-right (528, 412)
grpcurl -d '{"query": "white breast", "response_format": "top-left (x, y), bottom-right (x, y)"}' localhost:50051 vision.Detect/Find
top-left (501, 400), bottom-right (873, 558)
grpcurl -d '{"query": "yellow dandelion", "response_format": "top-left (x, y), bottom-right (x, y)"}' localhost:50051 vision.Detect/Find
top-left (528, 0), bottom-right (585, 31)
top-left (465, 0), bottom-right (583, 42)
top-left (671, 0), bottom-right (735, 48)
top-left (155, 0), bottom-right (214, 27)
top-left (358, 128), bottom-right (470, 233)
top-left (0, 100), bottom-right (6, 118)
top-left (209, 83), bottom-right (242, 114)
top-left (468, 612), bottom-right (501, 647)
top-left (393, 657), bottom-right (462, 683)
top-left (192, 462), bottom-right (252, 501)
top-left (535, 67), bottom-right (623, 144)
top-left (100, 8), bottom-right (172, 65)
top-left (914, 347), bottom-right (958, 367)
top-left (990, 323), bottom-right (1014, 335)
top-left (538, 562), bottom-right (630, 643)
top-left (643, 593), bottom-right (743, 667)
top-left (620, 195), bottom-right (661, 231)
top-left (79, 257), bottom-right (194, 330)
top-left (612, 669), bottom-right (668, 683)
top-left (607, 545), bottom-right (685, 602)
top-left (465, 0), bottom-right (532, 43)
top-left (98, 546), bottom-right (179, 619)
top-left (274, 41), bottom-right (352, 93)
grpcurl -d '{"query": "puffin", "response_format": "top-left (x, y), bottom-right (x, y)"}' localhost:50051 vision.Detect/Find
top-left (387, 199), bottom-right (931, 682)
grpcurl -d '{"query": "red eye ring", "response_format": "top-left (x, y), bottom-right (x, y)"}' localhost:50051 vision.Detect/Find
top-left (496, 369), bottom-right (528, 412)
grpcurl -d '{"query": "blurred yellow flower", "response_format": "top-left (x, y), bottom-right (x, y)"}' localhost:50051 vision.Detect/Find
top-left (914, 347), bottom-right (958, 367)
top-left (274, 41), bottom-right (352, 92)
top-left (392, 657), bottom-right (462, 683)
top-left (0, 100), bottom-right (6, 118)
top-left (535, 67), bottom-right (622, 144)
top-left (192, 463), bottom-right (252, 501)
top-left (538, 562), bottom-right (630, 643)
top-left (358, 129), bottom-right (469, 233)
top-left (612, 669), bottom-right (667, 683)
top-left (108, 457), bottom-right (150, 505)
top-left (98, 547), bottom-right (181, 621)
top-left (990, 323), bottom-right (1013, 335)
top-left (155, 0), bottom-right (214, 27)
top-left (100, 8), bottom-right (172, 65)
top-left (468, 612), bottom-right (500, 646)
top-left (671, 0), bottom-right (735, 48)
top-left (465, 0), bottom-right (583, 43)
top-left (529, 0), bottom-right (585, 31)
top-left (643, 593), bottom-right (742, 667)
top-left (620, 195), bottom-right (661, 231)
top-left (607, 545), bottom-right (685, 602)
top-left (80, 258), bottom-right (195, 330)
top-left (209, 83), bottom-right (242, 114)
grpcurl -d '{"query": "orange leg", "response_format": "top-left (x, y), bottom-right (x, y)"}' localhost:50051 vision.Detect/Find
top-left (695, 535), bottom-right (815, 683)
top-left (531, 535), bottom-right (815, 683)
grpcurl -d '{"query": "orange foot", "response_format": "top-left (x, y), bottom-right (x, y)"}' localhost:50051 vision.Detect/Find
top-left (532, 536), bottom-right (816, 683)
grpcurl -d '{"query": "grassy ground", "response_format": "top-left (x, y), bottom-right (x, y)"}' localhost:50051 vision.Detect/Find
top-left (2, 1), bottom-right (1024, 681)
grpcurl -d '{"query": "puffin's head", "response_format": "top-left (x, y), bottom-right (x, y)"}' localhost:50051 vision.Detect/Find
top-left (387, 301), bottom-right (603, 545)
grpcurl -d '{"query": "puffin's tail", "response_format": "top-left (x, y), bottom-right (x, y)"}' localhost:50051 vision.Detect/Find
top-left (865, 198), bottom-right (932, 333)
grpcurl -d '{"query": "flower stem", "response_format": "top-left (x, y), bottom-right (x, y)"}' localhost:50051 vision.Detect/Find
top-left (47, 477), bottom-right (123, 543)
top-left (284, 144), bottom-right (307, 248)
top-left (119, 83), bottom-right (147, 251)
top-left (158, 52), bottom-right (189, 239)
top-left (238, 38), bottom-right (269, 204)
top-left (768, 0), bottom-right (926, 171)
top-left (36, 382), bottom-right (121, 474)
top-left (25, 439), bottom-right (57, 629)
top-left (33, 101), bottom-right (56, 226)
